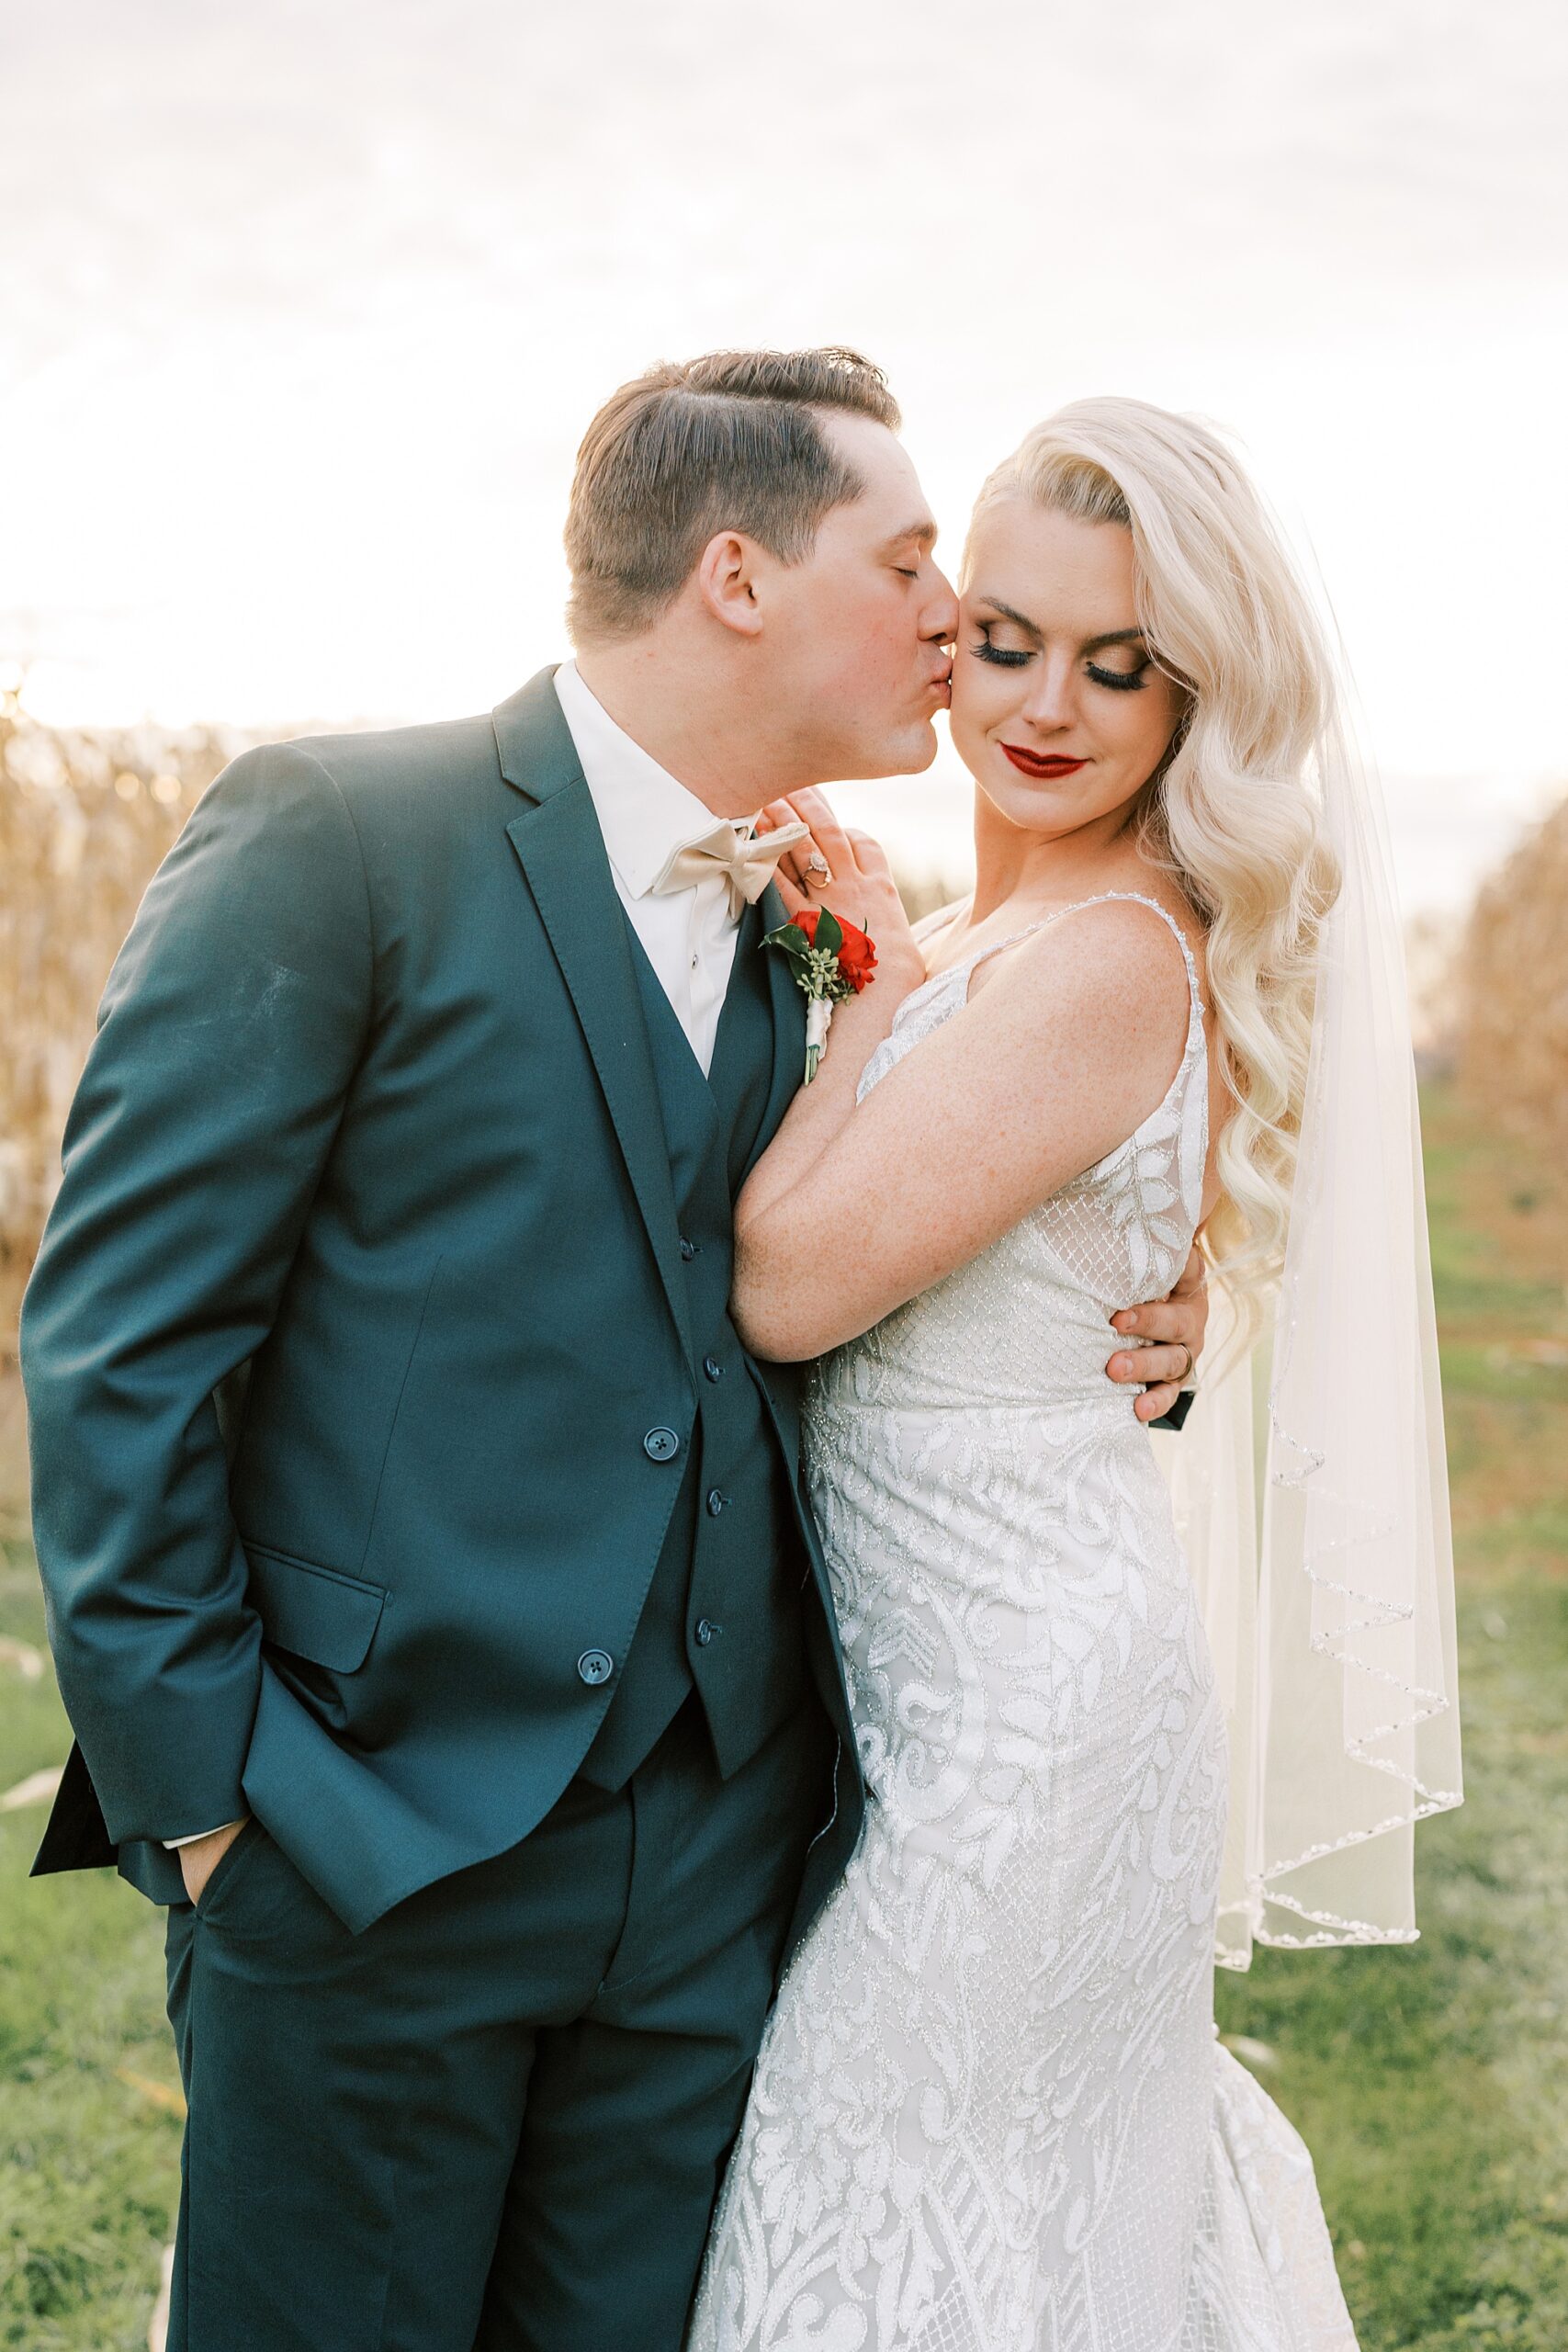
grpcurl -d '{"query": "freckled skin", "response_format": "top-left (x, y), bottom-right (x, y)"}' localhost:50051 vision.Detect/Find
top-left (734, 505), bottom-right (1223, 1374)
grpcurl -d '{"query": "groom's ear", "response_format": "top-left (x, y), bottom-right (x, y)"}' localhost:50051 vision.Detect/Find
top-left (697, 531), bottom-right (769, 639)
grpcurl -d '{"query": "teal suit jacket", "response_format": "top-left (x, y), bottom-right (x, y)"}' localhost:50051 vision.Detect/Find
top-left (21, 669), bottom-right (862, 1934)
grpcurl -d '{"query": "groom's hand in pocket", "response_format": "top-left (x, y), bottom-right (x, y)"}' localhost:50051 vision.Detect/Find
top-left (1105, 1242), bottom-right (1209, 1422)
top-left (177, 1817), bottom-right (250, 1906)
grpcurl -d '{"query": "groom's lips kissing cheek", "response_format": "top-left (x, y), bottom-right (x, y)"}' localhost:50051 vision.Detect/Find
top-left (1001, 745), bottom-right (1084, 779)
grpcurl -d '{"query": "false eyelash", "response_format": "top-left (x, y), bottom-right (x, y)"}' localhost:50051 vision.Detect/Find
top-left (974, 639), bottom-right (1149, 690)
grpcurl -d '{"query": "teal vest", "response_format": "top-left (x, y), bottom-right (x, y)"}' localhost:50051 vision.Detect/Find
top-left (578, 901), bottom-right (812, 1789)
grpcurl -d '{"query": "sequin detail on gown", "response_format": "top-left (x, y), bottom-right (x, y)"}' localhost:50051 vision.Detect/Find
top-left (688, 893), bottom-right (1359, 2352)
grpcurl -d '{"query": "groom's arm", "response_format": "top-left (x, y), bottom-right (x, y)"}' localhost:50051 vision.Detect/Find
top-left (20, 742), bottom-right (373, 1847)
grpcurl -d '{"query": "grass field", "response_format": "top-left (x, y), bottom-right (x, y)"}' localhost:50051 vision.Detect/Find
top-left (2, 1078), bottom-right (1566, 2349)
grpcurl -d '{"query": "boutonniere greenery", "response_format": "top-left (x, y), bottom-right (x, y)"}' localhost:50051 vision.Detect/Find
top-left (762, 906), bottom-right (878, 1083)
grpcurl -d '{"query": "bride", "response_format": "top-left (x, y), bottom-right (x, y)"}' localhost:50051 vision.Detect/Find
top-left (686, 399), bottom-right (1461, 2351)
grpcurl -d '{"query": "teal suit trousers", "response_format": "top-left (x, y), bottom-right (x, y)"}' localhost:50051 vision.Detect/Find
top-left (164, 1698), bottom-right (834, 2351)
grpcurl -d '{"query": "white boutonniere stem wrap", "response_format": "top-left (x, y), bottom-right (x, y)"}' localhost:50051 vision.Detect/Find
top-left (761, 905), bottom-right (879, 1084)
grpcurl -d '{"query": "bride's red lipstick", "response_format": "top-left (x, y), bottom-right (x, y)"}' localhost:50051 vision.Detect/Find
top-left (1001, 745), bottom-right (1087, 780)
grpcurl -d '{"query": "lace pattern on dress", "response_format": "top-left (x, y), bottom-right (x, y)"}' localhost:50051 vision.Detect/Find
top-left (688, 894), bottom-right (1358, 2352)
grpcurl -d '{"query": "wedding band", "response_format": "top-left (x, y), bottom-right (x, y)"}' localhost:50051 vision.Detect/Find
top-left (806, 854), bottom-right (830, 880)
top-left (1171, 1344), bottom-right (1194, 1385)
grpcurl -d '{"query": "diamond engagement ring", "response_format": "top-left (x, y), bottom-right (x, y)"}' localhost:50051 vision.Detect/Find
top-left (806, 854), bottom-right (830, 880)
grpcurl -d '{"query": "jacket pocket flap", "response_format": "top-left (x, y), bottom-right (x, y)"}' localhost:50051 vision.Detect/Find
top-left (244, 1546), bottom-right (386, 1672)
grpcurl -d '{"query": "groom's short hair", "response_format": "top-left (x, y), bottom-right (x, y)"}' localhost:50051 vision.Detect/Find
top-left (565, 347), bottom-right (901, 642)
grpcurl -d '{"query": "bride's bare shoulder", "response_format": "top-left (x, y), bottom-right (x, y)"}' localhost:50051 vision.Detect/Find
top-left (971, 886), bottom-right (1204, 1012)
top-left (909, 896), bottom-right (970, 948)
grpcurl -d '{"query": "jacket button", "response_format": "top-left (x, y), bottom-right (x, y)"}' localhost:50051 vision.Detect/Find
top-left (706, 1487), bottom-right (728, 1517)
top-left (703, 1355), bottom-right (725, 1383)
top-left (679, 1237), bottom-right (697, 1262)
top-left (695, 1620), bottom-right (720, 1646)
top-left (643, 1427), bottom-right (680, 1463)
top-left (577, 1649), bottom-right (614, 1686)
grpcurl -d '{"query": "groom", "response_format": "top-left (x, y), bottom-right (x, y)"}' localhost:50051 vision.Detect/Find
top-left (22, 347), bottom-right (1207, 2350)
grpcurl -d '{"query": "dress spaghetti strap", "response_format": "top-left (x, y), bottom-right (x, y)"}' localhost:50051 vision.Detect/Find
top-left (959, 890), bottom-right (1205, 1019)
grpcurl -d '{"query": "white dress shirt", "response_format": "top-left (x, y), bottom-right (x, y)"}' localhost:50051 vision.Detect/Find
top-left (553, 660), bottom-right (754, 1078)
top-left (164, 664), bottom-right (761, 1851)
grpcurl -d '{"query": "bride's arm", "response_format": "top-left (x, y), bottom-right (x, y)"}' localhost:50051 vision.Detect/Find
top-left (734, 888), bottom-right (1192, 1363)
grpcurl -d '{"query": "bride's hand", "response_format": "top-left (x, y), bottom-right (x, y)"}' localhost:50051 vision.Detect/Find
top-left (755, 791), bottom-right (924, 989)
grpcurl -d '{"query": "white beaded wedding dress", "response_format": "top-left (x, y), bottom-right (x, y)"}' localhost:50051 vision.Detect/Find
top-left (688, 895), bottom-right (1357, 2352)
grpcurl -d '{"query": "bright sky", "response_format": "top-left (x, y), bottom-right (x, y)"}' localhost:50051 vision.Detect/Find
top-left (5, 0), bottom-right (1566, 908)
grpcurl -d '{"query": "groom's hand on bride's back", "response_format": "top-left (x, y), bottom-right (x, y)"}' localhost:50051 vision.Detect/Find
top-left (1105, 1242), bottom-right (1208, 1423)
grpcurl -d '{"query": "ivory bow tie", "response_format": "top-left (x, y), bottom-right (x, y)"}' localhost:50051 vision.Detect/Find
top-left (649, 819), bottom-right (812, 918)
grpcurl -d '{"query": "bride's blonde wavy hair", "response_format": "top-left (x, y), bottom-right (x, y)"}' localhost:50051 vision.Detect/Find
top-left (965, 398), bottom-right (1342, 1331)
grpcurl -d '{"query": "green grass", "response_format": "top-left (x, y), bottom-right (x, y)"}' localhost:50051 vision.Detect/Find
top-left (0, 1554), bottom-right (183, 2349)
top-left (1215, 1080), bottom-right (1568, 2349)
top-left (2, 1076), bottom-right (1566, 2346)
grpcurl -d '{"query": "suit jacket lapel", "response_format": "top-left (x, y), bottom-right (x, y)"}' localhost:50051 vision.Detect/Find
top-left (495, 670), bottom-right (694, 1358)
top-left (746, 879), bottom-right (810, 1184)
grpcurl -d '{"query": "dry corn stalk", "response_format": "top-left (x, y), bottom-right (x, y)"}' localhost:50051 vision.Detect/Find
top-left (1, 714), bottom-right (237, 1333)
top-left (1458, 787), bottom-right (1568, 1160)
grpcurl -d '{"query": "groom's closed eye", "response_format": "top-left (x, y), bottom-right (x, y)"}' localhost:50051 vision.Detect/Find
top-left (880, 522), bottom-right (939, 578)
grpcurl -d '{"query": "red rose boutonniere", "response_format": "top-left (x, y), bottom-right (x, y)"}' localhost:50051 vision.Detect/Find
top-left (761, 905), bottom-right (879, 1083)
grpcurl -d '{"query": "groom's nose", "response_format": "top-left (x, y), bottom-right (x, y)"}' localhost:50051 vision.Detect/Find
top-left (921, 563), bottom-right (959, 644)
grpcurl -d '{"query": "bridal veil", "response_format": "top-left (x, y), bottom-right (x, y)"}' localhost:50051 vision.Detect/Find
top-left (1157, 689), bottom-right (1463, 1968)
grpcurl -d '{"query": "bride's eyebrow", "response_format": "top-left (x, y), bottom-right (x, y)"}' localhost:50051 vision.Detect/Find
top-left (975, 597), bottom-right (1042, 639)
top-left (976, 603), bottom-right (1149, 653)
top-left (982, 611), bottom-right (1152, 658)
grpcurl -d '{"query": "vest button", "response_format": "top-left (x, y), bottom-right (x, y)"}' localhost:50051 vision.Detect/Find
top-left (695, 1620), bottom-right (720, 1646)
top-left (678, 1237), bottom-right (697, 1262)
top-left (705, 1488), bottom-right (728, 1518)
top-left (703, 1355), bottom-right (725, 1383)
top-left (643, 1427), bottom-right (680, 1463)
top-left (577, 1649), bottom-right (614, 1686)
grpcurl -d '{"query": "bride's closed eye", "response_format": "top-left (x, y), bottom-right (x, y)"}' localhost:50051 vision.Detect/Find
top-left (1086, 659), bottom-right (1149, 693)
top-left (969, 632), bottom-right (1151, 691)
